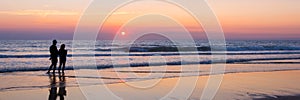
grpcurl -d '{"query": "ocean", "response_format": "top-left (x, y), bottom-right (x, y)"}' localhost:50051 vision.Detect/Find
top-left (0, 40), bottom-right (300, 73)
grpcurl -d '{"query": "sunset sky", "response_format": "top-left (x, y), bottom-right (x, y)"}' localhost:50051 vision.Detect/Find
top-left (0, 0), bottom-right (299, 40)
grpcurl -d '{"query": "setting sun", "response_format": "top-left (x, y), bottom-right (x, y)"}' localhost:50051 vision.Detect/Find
top-left (121, 32), bottom-right (126, 36)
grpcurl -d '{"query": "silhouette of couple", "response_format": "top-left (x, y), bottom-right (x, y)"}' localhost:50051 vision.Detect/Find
top-left (47, 40), bottom-right (67, 74)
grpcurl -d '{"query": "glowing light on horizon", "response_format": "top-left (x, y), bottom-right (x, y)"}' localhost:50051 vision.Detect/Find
top-left (121, 32), bottom-right (126, 36)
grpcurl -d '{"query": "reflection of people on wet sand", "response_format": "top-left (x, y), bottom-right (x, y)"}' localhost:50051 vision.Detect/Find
top-left (58, 72), bottom-right (67, 100)
top-left (58, 44), bottom-right (67, 73)
top-left (48, 74), bottom-right (57, 100)
top-left (47, 40), bottom-right (59, 74)
top-left (47, 72), bottom-right (67, 100)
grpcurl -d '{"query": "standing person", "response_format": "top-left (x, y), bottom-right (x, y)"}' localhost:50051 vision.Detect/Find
top-left (58, 44), bottom-right (67, 73)
top-left (47, 40), bottom-right (59, 74)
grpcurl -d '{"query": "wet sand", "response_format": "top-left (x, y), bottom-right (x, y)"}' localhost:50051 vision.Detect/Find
top-left (0, 69), bottom-right (300, 100)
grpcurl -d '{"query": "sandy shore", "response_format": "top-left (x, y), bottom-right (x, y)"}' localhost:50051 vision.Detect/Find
top-left (1, 69), bottom-right (300, 100)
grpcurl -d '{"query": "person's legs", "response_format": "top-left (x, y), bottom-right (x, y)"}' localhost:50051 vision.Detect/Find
top-left (53, 63), bottom-right (56, 73)
top-left (52, 59), bottom-right (58, 73)
top-left (47, 64), bottom-right (53, 73)
top-left (58, 62), bottom-right (62, 72)
top-left (62, 62), bottom-right (66, 72)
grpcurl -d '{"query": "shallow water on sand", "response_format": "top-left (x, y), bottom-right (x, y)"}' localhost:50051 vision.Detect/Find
top-left (1, 69), bottom-right (300, 100)
top-left (1, 63), bottom-right (300, 92)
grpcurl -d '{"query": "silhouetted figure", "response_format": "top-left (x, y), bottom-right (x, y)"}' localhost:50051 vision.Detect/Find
top-left (58, 44), bottom-right (67, 73)
top-left (58, 72), bottom-right (67, 100)
top-left (47, 40), bottom-right (59, 74)
top-left (48, 73), bottom-right (57, 100)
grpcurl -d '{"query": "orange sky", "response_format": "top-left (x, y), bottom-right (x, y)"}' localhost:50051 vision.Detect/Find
top-left (0, 0), bottom-right (299, 40)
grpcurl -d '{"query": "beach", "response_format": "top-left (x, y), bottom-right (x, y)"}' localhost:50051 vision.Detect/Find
top-left (0, 40), bottom-right (300, 100)
top-left (1, 0), bottom-right (300, 99)
top-left (1, 0), bottom-right (299, 99)
top-left (1, 63), bottom-right (300, 100)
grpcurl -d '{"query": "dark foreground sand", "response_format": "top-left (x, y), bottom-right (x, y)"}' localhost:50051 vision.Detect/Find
top-left (0, 69), bottom-right (300, 100)
top-left (255, 95), bottom-right (300, 100)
